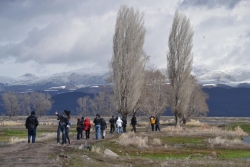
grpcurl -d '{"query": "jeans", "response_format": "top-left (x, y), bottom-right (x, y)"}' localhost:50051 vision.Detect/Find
top-left (131, 125), bottom-right (136, 133)
top-left (77, 128), bottom-right (81, 140)
top-left (65, 127), bottom-right (70, 144)
top-left (57, 124), bottom-right (66, 144)
top-left (95, 125), bottom-right (101, 139)
top-left (122, 125), bottom-right (126, 133)
top-left (85, 128), bottom-right (90, 139)
top-left (151, 124), bottom-right (155, 131)
top-left (117, 126), bottom-right (121, 134)
top-left (101, 129), bottom-right (106, 138)
top-left (155, 124), bottom-right (160, 131)
top-left (28, 128), bottom-right (36, 143)
top-left (110, 124), bottom-right (115, 133)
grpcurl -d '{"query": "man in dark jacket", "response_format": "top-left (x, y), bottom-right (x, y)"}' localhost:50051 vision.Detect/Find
top-left (131, 114), bottom-right (137, 133)
top-left (155, 116), bottom-right (160, 131)
top-left (25, 111), bottom-right (39, 143)
top-left (80, 117), bottom-right (85, 139)
top-left (55, 110), bottom-right (69, 145)
top-left (109, 115), bottom-right (115, 133)
top-left (93, 114), bottom-right (101, 140)
top-left (122, 116), bottom-right (127, 133)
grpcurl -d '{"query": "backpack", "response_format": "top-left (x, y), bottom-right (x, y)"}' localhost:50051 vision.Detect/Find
top-left (150, 118), bottom-right (155, 124)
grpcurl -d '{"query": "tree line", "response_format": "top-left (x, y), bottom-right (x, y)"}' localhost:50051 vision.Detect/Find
top-left (2, 91), bottom-right (52, 117)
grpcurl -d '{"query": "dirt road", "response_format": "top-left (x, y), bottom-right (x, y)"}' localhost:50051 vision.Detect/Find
top-left (0, 142), bottom-right (63, 167)
top-left (0, 132), bottom-right (116, 167)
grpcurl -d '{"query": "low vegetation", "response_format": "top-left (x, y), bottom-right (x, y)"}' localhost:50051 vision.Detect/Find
top-left (1, 116), bottom-right (250, 166)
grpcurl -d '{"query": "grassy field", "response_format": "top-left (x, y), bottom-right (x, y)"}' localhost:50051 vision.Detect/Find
top-left (1, 116), bottom-right (250, 166)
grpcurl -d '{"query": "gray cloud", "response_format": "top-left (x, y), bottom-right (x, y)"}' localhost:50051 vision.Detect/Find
top-left (0, 0), bottom-right (249, 77)
top-left (179, 0), bottom-right (242, 9)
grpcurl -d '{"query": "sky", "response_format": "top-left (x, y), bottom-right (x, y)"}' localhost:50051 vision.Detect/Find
top-left (0, 0), bottom-right (249, 78)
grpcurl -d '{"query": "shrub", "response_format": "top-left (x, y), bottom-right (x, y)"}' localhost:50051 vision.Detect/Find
top-left (116, 132), bottom-right (149, 148)
top-left (207, 136), bottom-right (243, 147)
top-left (9, 132), bottom-right (56, 144)
top-left (151, 138), bottom-right (162, 146)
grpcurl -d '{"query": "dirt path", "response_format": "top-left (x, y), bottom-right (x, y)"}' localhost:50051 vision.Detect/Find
top-left (0, 132), bottom-right (116, 167)
top-left (0, 142), bottom-right (63, 167)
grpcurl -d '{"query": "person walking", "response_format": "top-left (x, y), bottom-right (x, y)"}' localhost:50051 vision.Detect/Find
top-left (150, 115), bottom-right (156, 131)
top-left (55, 110), bottom-right (69, 145)
top-left (131, 114), bottom-right (137, 133)
top-left (76, 118), bottom-right (82, 140)
top-left (121, 116), bottom-right (127, 133)
top-left (100, 117), bottom-right (107, 139)
top-left (155, 116), bottom-right (160, 131)
top-left (25, 111), bottom-right (39, 143)
top-left (84, 118), bottom-right (91, 139)
top-left (116, 117), bottom-right (123, 134)
top-left (65, 110), bottom-right (71, 144)
top-left (109, 115), bottom-right (115, 133)
top-left (93, 114), bottom-right (101, 140)
top-left (80, 117), bottom-right (85, 139)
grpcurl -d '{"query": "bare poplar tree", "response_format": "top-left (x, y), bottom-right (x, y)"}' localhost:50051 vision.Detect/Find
top-left (88, 88), bottom-right (116, 116)
top-left (77, 96), bottom-right (91, 116)
top-left (32, 92), bottom-right (52, 117)
top-left (183, 83), bottom-right (209, 123)
top-left (140, 68), bottom-right (169, 117)
top-left (19, 93), bottom-right (32, 116)
top-left (111, 5), bottom-right (147, 118)
top-left (2, 91), bottom-right (20, 117)
top-left (167, 10), bottom-right (194, 127)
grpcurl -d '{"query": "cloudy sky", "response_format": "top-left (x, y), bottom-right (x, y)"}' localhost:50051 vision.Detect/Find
top-left (0, 0), bottom-right (249, 78)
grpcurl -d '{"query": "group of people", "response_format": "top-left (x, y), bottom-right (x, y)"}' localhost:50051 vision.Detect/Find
top-left (25, 110), bottom-right (139, 144)
top-left (76, 117), bottom-right (91, 140)
top-left (149, 115), bottom-right (160, 131)
top-left (108, 114), bottom-right (137, 134)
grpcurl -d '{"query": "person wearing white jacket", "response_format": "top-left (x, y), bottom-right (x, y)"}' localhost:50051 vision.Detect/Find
top-left (116, 117), bottom-right (123, 134)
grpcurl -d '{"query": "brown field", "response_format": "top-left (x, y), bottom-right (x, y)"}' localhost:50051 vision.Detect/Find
top-left (1, 116), bottom-right (250, 167)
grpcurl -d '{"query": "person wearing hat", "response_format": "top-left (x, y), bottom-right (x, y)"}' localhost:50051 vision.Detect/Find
top-left (25, 111), bottom-right (39, 143)
top-left (55, 110), bottom-right (69, 145)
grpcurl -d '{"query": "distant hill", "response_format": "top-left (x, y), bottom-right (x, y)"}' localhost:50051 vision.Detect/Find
top-left (49, 92), bottom-right (95, 115)
top-left (203, 87), bottom-right (250, 117)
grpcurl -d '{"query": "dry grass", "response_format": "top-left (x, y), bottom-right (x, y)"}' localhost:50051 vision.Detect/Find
top-left (0, 120), bottom-right (59, 126)
top-left (116, 132), bottom-right (163, 148)
top-left (116, 132), bottom-right (149, 148)
top-left (91, 145), bottom-right (102, 154)
top-left (161, 124), bottom-right (248, 138)
top-left (151, 138), bottom-right (162, 146)
top-left (0, 121), bottom-right (24, 126)
top-left (8, 132), bottom-right (57, 144)
top-left (160, 158), bottom-right (250, 167)
top-left (207, 136), bottom-right (244, 147)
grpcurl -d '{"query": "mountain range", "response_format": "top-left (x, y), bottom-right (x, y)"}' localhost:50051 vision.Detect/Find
top-left (0, 65), bottom-right (250, 117)
top-left (1, 65), bottom-right (250, 91)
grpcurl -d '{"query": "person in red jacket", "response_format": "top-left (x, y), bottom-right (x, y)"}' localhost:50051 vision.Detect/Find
top-left (84, 118), bottom-right (91, 139)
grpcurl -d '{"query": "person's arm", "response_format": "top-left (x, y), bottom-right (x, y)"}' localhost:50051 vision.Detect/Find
top-left (25, 117), bottom-right (29, 129)
top-left (35, 117), bottom-right (39, 128)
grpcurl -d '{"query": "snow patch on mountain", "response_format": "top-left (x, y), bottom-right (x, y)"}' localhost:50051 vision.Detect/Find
top-left (1, 65), bottom-right (250, 88)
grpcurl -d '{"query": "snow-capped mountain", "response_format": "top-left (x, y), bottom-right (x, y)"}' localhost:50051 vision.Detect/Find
top-left (1, 65), bottom-right (250, 89)
top-left (0, 69), bottom-right (109, 89)
top-left (193, 66), bottom-right (250, 87)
